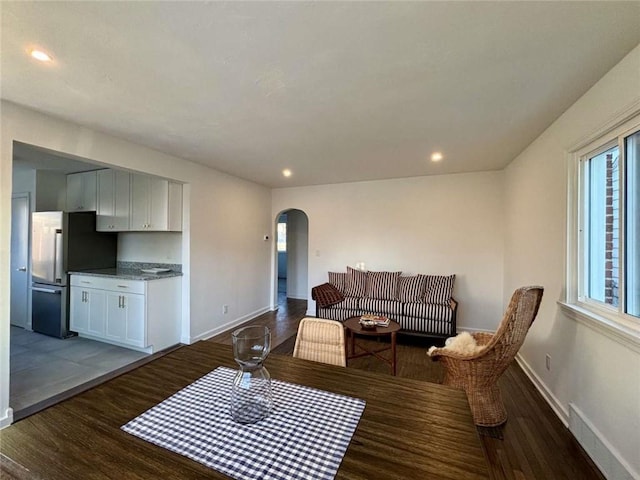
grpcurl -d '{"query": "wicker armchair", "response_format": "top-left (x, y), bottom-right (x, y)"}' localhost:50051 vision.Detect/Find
top-left (293, 317), bottom-right (346, 367)
top-left (428, 286), bottom-right (543, 427)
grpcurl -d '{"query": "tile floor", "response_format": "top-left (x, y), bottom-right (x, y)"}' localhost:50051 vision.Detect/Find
top-left (10, 326), bottom-right (149, 417)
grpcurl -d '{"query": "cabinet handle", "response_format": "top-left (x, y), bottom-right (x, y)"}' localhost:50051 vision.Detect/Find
top-left (117, 285), bottom-right (128, 288)
top-left (121, 296), bottom-right (126, 308)
top-left (81, 281), bottom-right (91, 284)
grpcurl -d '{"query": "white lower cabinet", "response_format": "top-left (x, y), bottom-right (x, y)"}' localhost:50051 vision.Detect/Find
top-left (105, 291), bottom-right (145, 347)
top-left (70, 274), bottom-right (181, 353)
top-left (70, 286), bottom-right (107, 337)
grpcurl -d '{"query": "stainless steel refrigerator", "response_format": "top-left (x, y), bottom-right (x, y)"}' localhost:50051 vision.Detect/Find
top-left (31, 211), bottom-right (117, 338)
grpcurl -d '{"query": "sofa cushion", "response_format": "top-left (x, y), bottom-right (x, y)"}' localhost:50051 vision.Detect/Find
top-left (423, 275), bottom-right (456, 305)
top-left (318, 307), bottom-right (362, 322)
top-left (404, 302), bottom-right (454, 323)
top-left (345, 266), bottom-right (367, 297)
top-left (394, 315), bottom-right (454, 336)
top-left (360, 298), bottom-right (403, 316)
top-left (328, 272), bottom-right (346, 293)
top-left (397, 275), bottom-right (427, 302)
top-left (366, 271), bottom-right (401, 300)
top-left (323, 296), bottom-right (360, 310)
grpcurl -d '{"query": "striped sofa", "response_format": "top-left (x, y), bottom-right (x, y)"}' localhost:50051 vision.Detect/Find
top-left (313, 267), bottom-right (458, 338)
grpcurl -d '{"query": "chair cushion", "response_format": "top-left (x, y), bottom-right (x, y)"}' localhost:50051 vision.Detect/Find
top-left (366, 271), bottom-right (401, 300)
top-left (345, 266), bottom-right (367, 297)
top-left (328, 272), bottom-right (346, 293)
top-left (397, 275), bottom-right (427, 302)
top-left (424, 275), bottom-right (456, 305)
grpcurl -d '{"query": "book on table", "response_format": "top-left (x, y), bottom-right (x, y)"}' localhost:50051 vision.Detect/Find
top-left (360, 314), bottom-right (390, 327)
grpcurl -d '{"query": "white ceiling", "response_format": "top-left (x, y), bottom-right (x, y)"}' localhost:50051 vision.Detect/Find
top-left (2, 2), bottom-right (639, 188)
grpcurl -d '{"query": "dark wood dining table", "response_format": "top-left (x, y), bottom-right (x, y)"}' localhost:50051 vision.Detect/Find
top-left (0, 341), bottom-right (489, 479)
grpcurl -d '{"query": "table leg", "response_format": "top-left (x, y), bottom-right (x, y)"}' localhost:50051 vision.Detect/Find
top-left (350, 329), bottom-right (355, 356)
top-left (344, 326), bottom-right (349, 364)
top-left (391, 331), bottom-right (397, 376)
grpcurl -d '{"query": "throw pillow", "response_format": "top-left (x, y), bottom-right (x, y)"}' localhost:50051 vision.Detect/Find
top-left (424, 274), bottom-right (456, 305)
top-left (366, 271), bottom-right (401, 300)
top-left (328, 272), bottom-right (346, 293)
top-left (397, 275), bottom-right (427, 302)
top-left (345, 266), bottom-right (367, 297)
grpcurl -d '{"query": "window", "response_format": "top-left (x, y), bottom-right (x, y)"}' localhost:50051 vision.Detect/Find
top-left (277, 222), bottom-right (287, 252)
top-left (567, 113), bottom-right (640, 340)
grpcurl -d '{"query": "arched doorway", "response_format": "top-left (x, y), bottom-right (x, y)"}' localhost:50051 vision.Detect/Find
top-left (274, 209), bottom-right (309, 311)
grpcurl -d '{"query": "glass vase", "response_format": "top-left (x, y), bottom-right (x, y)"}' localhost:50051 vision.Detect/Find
top-left (230, 325), bottom-right (273, 424)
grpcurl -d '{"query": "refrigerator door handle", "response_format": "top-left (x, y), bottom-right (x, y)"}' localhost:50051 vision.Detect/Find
top-left (32, 286), bottom-right (62, 294)
top-left (54, 230), bottom-right (63, 283)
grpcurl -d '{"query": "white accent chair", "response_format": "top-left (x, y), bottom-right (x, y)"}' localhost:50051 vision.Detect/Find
top-left (293, 317), bottom-right (347, 367)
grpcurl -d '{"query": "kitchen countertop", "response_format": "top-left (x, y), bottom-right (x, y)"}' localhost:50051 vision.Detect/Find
top-left (69, 268), bottom-right (183, 281)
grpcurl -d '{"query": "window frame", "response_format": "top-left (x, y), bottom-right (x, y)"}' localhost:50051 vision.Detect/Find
top-left (564, 109), bottom-right (640, 351)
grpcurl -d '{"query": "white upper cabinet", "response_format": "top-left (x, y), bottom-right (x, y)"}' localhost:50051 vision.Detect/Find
top-left (130, 174), bottom-right (182, 232)
top-left (97, 170), bottom-right (130, 231)
top-left (66, 171), bottom-right (98, 212)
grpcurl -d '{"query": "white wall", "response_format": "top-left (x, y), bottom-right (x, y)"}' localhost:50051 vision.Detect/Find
top-left (11, 168), bottom-right (66, 211)
top-left (272, 171), bottom-right (505, 329)
top-left (286, 210), bottom-right (308, 299)
top-left (118, 232), bottom-right (182, 264)
top-left (34, 171), bottom-right (66, 211)
top-left (504, 45), bottom-right (640, 477)
top-left (0, 101), bottom-right (272, 427)
top-left (11, 169), bottom-right (35, 196)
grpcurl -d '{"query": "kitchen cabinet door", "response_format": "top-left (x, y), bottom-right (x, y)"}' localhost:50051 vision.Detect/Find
top-left (66, 171), bottom-right (98, 212)
top-left (105, 291), bottom-right (145, 347)
top-left (70, 286), bottom-right (106, 336)
top-left (86, 288), bottom-right (107, 337)
top-left (97, 170), bottom-right (130, 231)
top-left (130, 174), bottom-right (182, 231)
top-left (70, 286), bottom-right (88, 334)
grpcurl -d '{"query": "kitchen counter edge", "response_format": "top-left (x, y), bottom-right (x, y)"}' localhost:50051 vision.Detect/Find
top-left (69, 270), bottom-right (183, 281)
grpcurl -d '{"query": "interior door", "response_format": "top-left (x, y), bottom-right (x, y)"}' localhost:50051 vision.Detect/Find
top-left (11, 194), bottom-right (30, 328)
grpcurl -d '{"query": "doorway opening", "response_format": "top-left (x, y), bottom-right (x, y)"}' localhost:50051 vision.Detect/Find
top-left (274, 209), bottom-right (309, 314)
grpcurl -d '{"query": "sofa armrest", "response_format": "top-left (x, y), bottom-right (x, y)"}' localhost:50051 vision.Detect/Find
top-left (449, 297), bottom-right (458, 337)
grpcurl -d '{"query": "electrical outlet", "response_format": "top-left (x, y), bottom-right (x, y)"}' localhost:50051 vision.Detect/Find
top-left (223, 304), bottom-right (229, 314)
top-left (545, 354), bottom-right (551, 371)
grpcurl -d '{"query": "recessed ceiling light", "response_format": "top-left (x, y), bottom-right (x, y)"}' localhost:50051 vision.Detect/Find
top-left (30, 49), bottom-right (53, 62)
top-left (282, 169), bottom-right (292, 177)
top-left (430, 152), bottom-right (443, 162)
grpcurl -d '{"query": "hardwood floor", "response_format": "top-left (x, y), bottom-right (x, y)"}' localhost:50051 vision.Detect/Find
top-left (208, 298), bottom-right (605, 480)
top-left (1, 296), bottom-right (604, 480)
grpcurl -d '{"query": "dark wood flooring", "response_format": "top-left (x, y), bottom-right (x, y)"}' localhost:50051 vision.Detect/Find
top-left (209, 298), bottom-right (605, 480)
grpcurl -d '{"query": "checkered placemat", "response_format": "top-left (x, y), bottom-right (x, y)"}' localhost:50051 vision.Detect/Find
top-left (122, 367), bottom-right (365, 480)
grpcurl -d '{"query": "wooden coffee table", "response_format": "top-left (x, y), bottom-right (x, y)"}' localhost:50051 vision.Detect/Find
top-left (344, 316), bottom-right (401, 375)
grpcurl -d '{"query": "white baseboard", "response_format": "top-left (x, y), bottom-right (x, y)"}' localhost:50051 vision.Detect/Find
top-left (286, 294), bottom-right (307, 300)
top-left (457, 326), bottom-right (492, 334)
top-left (189, 306), bottom-right (271, 343)
top-left (569, 403), bottom-right (639, 480)
top-left (0, 407), bottom-right (14, 429)
top-left (515, 353), bottom-right (569, 426)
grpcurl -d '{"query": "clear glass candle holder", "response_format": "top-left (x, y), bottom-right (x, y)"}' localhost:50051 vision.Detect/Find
top-left (230, 325), bottom-right (273, 424)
